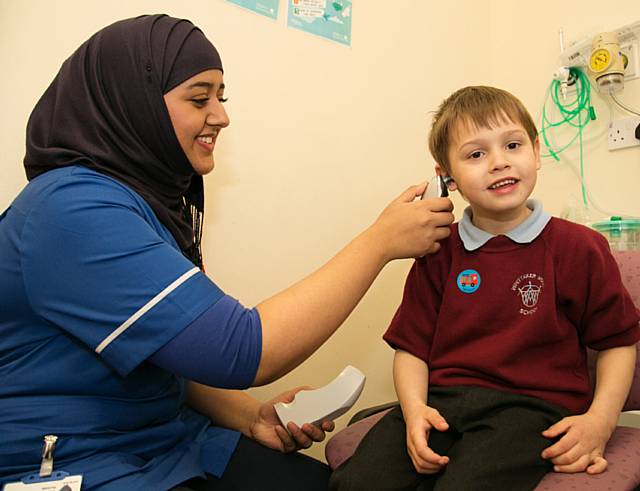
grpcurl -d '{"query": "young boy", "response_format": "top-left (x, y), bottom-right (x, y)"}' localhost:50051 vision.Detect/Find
top-left (330, 86), bottom-right (640, 491)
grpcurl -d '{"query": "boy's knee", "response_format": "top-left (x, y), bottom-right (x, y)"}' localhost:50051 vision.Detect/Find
top-left (328, 462), bottom-right (370, 491)
top-left (329, 461), bottom-right (419, 491)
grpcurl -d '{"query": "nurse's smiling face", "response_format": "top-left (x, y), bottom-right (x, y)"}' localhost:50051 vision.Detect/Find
top-left (163, 69), bottom-right (230, 175)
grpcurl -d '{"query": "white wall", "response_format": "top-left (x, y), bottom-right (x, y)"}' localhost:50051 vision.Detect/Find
top-left (1, 0), bottom-right (638, 462)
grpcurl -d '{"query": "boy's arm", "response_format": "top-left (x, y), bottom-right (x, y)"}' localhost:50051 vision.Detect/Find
top-left (394, 349), bottom-right (449, 474)
top-left (541, 344), bottom-right (637, 474)
top-left (590, 344), bottom-right (637, 431)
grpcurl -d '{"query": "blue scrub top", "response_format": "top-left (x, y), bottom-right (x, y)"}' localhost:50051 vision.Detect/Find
top-left (0, 167), bottom-right (261, 490)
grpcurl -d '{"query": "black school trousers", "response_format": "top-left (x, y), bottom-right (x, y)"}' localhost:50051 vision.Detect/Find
top-left (330, 386), bottom-right (569, 491)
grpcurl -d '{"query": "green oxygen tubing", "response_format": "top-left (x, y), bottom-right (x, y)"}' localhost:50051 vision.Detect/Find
top-left (539, 67), bottom-right (595, 207)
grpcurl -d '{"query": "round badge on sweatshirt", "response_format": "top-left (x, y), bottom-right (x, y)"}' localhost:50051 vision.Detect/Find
top-left (457, 269), bottom-right (480, 293)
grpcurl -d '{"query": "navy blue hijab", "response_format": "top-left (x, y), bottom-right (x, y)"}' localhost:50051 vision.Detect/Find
top-left (24, 14), bottom-right (223, 268)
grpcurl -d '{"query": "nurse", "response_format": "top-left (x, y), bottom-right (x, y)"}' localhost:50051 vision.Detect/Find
top-left (0, 14), bottom-right (453, 491)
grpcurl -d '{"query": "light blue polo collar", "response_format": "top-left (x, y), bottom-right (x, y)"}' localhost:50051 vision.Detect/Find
top-left (458, 199), bottom-right (551, 251)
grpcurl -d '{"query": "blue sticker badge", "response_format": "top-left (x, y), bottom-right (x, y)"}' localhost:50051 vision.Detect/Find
top-left (457, 269), bottom-right (480, 294)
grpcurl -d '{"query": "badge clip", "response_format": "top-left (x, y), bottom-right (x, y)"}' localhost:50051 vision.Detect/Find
top-left (2, 435), bottom-right (83, 491)
top-left (39, 435), bottom-right (57, 478)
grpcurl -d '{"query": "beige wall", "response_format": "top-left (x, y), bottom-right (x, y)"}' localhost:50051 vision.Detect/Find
top-left (1, 0), bottom-right (638, 462)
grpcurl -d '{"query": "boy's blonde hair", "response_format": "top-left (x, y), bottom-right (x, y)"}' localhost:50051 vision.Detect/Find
top-left (428, 86), bottom-right (538, 174)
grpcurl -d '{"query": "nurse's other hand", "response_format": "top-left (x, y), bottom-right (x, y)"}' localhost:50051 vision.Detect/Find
top-left (249, 386), bottom-right (335, 453)
top-left (368, 183), bottom-right (454, 261)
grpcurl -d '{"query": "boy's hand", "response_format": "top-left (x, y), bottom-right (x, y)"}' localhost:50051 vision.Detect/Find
top-left (404, 404), bottom-right (450, 474)
top-left (541, 412), bottom-right (612, 474)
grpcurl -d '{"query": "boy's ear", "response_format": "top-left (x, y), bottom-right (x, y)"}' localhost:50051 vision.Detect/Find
top-left (434, 164), bottom-right (457, 191)
top-left (533, 138), bottom-right (541, 170)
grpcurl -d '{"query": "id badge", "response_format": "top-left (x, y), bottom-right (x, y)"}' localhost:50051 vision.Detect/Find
top-left (3, 436), bottom-right (82, 491)
top-left (3, 471), bottom-right (82, 491)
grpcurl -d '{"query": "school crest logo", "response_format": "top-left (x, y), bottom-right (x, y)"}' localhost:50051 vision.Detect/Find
top-left (511, 273), bottom-right (544, 315)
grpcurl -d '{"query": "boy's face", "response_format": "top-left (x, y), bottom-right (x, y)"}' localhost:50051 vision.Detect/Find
top-left (439, 118), bottom-right (540, 226)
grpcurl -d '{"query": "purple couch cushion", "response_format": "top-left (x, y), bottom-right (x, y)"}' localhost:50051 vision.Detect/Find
top-left (325, 409), bottom-right (391, 470)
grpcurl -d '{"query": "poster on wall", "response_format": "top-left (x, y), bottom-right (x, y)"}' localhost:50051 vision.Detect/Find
top-left (287, 0), bottom-right (352, 46)
top-left (226, 0), bottom-right (280, 20)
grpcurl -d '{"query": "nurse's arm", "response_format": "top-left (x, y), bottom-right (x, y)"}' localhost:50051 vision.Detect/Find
top-left (254, 185), bottom-right (453, 385)
top-left (185, 381), bottom-right (332, 452)
top-left (186, 382), bottom-right (259, 435)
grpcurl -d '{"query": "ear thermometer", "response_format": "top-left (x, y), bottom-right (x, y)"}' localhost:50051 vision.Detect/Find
top-left (273, 365), bottom-right (365, 429)
top-left (421, 175), bottom-right (452, 199)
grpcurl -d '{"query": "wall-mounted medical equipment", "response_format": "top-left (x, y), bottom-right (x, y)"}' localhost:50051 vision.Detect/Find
top-left (544, 21), bottom-right (640, 230)
top-left (555, 21), bottom-right (640, 96)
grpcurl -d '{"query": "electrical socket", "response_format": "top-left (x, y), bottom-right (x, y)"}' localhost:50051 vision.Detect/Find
top-left (621, 40), bottom-right (640, 81)
top-left (608, 116), bottom-right (640, 150)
